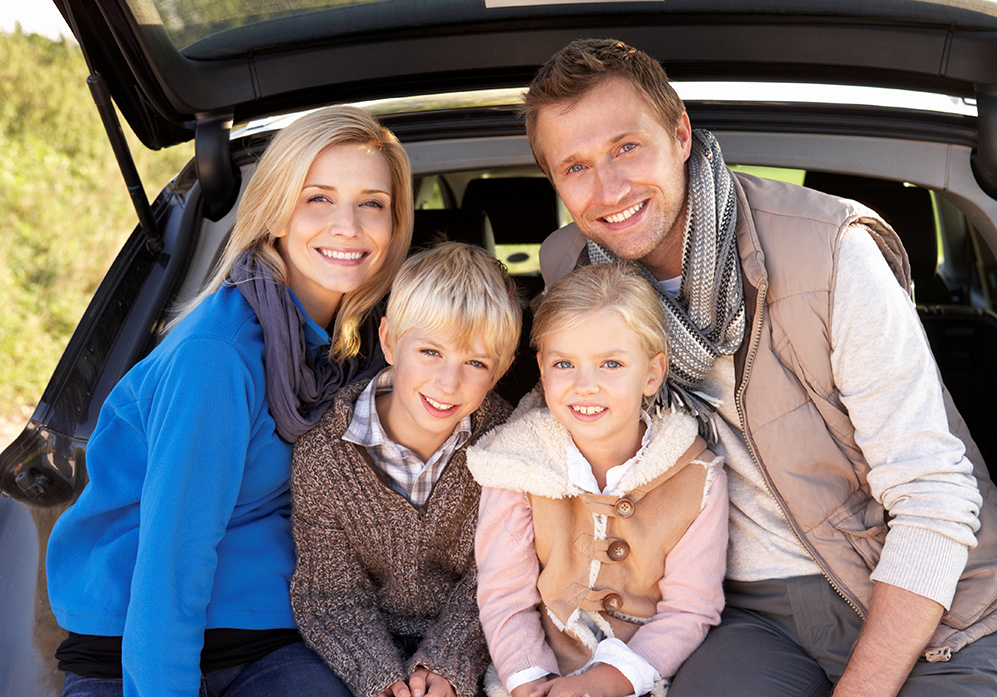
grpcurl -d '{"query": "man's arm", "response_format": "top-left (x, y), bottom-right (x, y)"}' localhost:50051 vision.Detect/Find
top-left (829, 226), bottom-right (982, 692)
top-left (832, 583), bottom-right (943, 697)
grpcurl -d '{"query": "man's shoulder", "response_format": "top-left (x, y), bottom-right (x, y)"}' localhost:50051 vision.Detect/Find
top-left (733, 170), bottom-right (876, 225)
top-left (539, 222), bottom-right (587, 286)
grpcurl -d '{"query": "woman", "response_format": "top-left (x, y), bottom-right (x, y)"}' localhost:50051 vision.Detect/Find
top-left (45, 105), bottom-right (413, 697)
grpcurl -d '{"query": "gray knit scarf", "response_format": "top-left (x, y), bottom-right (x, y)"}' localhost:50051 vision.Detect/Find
top-left (587, 129), bottom-right (744, 439)
top-left (230, 250), bottom-right (383, 443)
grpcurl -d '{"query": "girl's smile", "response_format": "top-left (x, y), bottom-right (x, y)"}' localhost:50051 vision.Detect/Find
top-left (538, 309), bottom-right (666, 477)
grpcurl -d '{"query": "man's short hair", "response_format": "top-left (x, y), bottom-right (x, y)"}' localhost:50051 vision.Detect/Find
top-left (385, 242), bottom-right (522, 382)
top-left (522, 38), bottom-right (686, 175)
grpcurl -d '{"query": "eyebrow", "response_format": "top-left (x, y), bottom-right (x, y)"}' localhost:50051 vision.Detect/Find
top-left (543, 347), bottom-right (633, 359)
top-left (303, 183), bottom-right (391, 196)
top-left (418, 334), bottom-right (491, 361)
top-left (553, 131), bottom-right (637, 171)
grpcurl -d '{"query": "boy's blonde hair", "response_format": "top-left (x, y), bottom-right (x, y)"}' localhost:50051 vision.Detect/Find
top-left (173, 105), bottom-right (413, 361)
top-left (385, 242), bottom-right (522, 383)
top-left (532, 263), bottom-right (669, 364)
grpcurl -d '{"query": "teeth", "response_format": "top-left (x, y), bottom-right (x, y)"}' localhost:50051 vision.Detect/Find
top-left (604, 201), bottom-right (645, 224)
top-left (572, 405), bottom-right (606, 416)
top-left (319, 249), bottom-right (365, 260)
top-left (426, 396), bottom-right (455, 411)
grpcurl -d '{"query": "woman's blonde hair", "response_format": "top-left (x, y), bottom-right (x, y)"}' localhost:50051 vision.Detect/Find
top-left (532, 262), bottom-right (668, 364)
top-left (384, 242), bottom-right (522, 383)
top-left (174, 105), bottom-right (413, 360)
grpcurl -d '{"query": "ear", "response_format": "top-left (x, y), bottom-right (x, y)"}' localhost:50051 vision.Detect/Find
top-left (674, 111), bottom-right (693, 163)
top-left (643, 352), bottom-right (667, 397)
top-left (536, 350), bottom-right (546, 384)
top-left (379, 317), bottom-right (395, 366)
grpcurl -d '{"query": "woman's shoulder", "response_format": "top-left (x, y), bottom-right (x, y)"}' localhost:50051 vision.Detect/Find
top-left (170, 284), bottom-right (263, 346)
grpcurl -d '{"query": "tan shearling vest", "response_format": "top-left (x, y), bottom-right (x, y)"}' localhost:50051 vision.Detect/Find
top-left (529, 438), bottom-right (711, 676)
top-left (539, 171), bottom-right (997, 657)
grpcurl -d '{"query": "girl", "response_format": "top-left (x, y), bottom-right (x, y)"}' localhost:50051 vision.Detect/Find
top-left (46, 105), bottom-right (412, 697)
top-left (469, 263), bottom-right (727, 697)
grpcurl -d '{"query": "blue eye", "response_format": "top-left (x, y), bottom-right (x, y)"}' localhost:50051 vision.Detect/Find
top-left (567, 164), bottom-right (585, 174)
top-left (421, 348), bottom-right (440, 357)
top-left (620, 143), bottom-right (637, 154)
top-left (308, 194), bottom-right (332, 204)
top-left (553, 360), bottom-right (572, 369)
top-left (468, 359), bottom-right (490, 370)
top-left (361, 199), bottom-right (385, 209)
top-left (603, 360), bottom-right (622, 369)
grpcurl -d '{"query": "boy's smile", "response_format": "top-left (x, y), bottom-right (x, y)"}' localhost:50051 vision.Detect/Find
top-left (538, 311), bottom-right (666, 478)
top-left (376, 321), bottom-right (497, 462)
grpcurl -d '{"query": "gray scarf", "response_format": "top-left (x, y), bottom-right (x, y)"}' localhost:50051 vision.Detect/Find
top-left (230, 250), bottom-right (383, 443)
top-left (587, 129), bottom-right (744, 439)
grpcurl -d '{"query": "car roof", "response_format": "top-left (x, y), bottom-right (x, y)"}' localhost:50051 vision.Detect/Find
top-left (56, 0), bottom-right (997, 150)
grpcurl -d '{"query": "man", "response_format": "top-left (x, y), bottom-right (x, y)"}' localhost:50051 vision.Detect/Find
top-left (528, 38), bottom-right (997, 697)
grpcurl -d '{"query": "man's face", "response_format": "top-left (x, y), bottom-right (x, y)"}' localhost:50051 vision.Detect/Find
top-left (536, 76), bottom-right (693, 280)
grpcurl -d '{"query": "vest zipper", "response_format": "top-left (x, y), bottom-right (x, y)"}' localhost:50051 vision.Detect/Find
top-left (733, 280), bottom-right (866, 620)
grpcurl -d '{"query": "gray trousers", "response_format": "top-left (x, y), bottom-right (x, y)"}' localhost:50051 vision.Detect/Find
top-left (668, 576), bottom-right (997, 697)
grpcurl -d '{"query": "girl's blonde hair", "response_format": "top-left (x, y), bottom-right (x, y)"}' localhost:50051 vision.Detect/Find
top-left (174, 105), bottom-right (413, 360)
top-left (385, 242), bottom-right (522, 383)
top-left (532, 262), bottom-right (668, 364)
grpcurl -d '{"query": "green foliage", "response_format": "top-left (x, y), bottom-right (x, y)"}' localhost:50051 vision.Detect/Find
top-left (0, 28), bottom-right (192, 417)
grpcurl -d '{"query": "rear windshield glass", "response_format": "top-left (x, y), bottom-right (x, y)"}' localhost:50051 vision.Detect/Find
top-left (144, 0), bottom-right (384, 50)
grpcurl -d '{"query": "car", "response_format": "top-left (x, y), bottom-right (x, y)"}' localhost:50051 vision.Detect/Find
top-left (2, 0), bottom-right (997, 693)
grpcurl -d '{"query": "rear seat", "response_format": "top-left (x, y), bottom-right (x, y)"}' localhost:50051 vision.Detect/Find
top-left (410, 207), bottom-right (540, 404)
top-left (918, 305), bottom-right (997, 469)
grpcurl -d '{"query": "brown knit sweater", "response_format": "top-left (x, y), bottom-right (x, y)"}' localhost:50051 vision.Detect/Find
top-left (291, 378), bottom-right (511, 697)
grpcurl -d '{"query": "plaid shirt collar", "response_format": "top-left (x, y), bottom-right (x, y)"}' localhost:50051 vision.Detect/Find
top-left (344, 367), bottom-right (472, 506)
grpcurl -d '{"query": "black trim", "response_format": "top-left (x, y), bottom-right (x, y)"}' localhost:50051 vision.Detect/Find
top-left (377, 102), bottom-right (978, 150)
top-left (56, 1), bottom-right (997, 150)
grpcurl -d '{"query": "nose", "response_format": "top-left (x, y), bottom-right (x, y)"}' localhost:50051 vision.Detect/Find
top-left (593, 162), bottom-right (628, 207)
top-left (436, 361), bottom-right (460, 394)
top-left (573, 366), bottom-right (599, 396)
top-left (330, 206), bottom-right (362, 237)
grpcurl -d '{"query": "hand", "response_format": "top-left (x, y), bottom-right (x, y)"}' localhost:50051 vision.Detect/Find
top-left (409, 667), bottom-right (456, 697)
top-left (529, 665), bottom-right (632, 697)
top-left (511, 677), bottom-right (551, 697)
top-left (378, 681), bottom-right (413, 697)
top-left (831, 582), bottom-right (944, 697)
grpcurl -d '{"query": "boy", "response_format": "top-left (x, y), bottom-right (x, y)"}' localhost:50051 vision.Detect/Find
top-left (290, 241), bottom-right (522, 697)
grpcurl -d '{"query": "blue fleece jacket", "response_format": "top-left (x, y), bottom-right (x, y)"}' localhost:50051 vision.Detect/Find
top-left (47, 283), bottom-right (332, 697)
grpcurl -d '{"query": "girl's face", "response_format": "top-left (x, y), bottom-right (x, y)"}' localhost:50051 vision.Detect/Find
top-left (275, 142), bottom-right (394, 327)
top-left (538, 309), bottom-right (666, 469)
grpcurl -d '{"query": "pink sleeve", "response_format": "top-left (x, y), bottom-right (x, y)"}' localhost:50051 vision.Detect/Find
top-left (627, 460), bottom-right (728, 678)
top-left (475, 486), bottom-right (560, 687)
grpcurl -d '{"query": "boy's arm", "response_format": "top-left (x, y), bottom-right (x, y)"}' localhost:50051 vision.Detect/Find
top-left (290, 433), bottom-right (407, 697)
top-left (476, 486), bottom-right (561, 689)
top-left (626, 460), bottom-right (728, 679)
top-left (405, 560), bottom-right (490, 697)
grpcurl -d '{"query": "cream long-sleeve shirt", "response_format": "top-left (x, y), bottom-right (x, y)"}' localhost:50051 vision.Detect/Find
top-left (707, 225), bottom-right (981, 609)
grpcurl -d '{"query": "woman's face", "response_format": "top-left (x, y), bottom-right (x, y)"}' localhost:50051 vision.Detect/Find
top-left (275, 142), bottom-right (394, 327)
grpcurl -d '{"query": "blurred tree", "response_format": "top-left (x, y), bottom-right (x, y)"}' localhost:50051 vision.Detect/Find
top-left (0, 28), bottom-right (192, 419)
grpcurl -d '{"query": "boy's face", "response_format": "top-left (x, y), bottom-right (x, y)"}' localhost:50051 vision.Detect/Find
top-left (538, 310), bottom-right (666, 469)
top-left (376, 319), bottom-right (498, 462)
